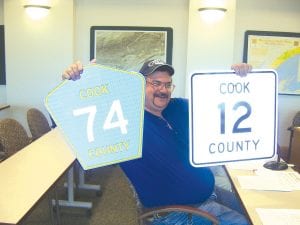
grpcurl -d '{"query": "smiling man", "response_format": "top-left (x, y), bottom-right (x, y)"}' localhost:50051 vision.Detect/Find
top-left (140, 59), bottom-right (175, 117)
top-left (62, 59), bottom-right (251, 225)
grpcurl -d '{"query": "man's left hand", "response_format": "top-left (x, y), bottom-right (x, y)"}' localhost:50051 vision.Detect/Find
top-left (231, 63), bottom-right (252, 77)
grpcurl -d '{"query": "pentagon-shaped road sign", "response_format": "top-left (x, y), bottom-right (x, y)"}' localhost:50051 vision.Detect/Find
top-left (45, 64), bottom-right (145, 170)
top-left (189, 70), bottom-right (277, 167)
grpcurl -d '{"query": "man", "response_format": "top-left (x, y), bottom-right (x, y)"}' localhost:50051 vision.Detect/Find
top-left (63, 59), bottom-right (252, 224)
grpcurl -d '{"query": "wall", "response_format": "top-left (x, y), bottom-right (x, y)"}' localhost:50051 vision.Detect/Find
top-left (74, 0), bottom-right (188, 97)
top-left (233, 0), bottom-right (300, 147)
top-left (3, 0), bottom-right (74, 133)
top-left (2, 0), bottom-right (188, 134)
top-left (186, 0), bottom-right (236, 94)
top-left (1, 0), bottom-right (300, 146)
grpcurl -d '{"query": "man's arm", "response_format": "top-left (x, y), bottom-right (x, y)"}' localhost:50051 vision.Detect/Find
top-left (62, 61), bottom-right (252, 80)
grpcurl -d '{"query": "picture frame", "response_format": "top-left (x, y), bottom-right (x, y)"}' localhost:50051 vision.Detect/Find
top-left (0, 25), bottom-right (5, 85)
top-left (90, 26), bottom-right (173, 73)
top-left (243, 30), bottom-right (300, 95)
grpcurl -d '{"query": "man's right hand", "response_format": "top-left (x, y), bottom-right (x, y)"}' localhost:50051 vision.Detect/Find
top-left (62, 61), bottom-right (83, 81)
top-left (62, 59), bottom-right (96, 81)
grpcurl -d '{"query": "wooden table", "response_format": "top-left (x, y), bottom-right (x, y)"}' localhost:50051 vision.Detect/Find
top-left (0, 104), bottom-right (9, 111)
top-left (0, 128), bottom-right (76, 225)
top-left (226, 165), bottom-right (300, 225)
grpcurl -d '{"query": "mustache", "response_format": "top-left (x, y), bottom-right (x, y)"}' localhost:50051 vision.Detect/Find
top-left (154, 92), bottom-right (169, 98)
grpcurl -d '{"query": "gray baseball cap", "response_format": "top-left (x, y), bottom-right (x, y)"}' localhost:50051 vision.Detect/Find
top-left (139, 59), bottom-right (174, 76)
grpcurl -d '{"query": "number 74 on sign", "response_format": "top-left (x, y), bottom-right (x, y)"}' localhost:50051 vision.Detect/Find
top-left (72, 100), bottom-right (128, 143)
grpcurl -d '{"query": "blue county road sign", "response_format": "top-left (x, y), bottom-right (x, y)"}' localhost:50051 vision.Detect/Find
top-left (189, 70), bottom-right (278, 167)
top-left (45, 64), bottom-right (145, 170)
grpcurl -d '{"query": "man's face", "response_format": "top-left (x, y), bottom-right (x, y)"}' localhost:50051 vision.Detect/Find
top-left (144, 70), bottom-right (174, 116)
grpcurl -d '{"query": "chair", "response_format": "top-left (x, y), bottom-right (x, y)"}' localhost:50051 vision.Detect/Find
top-left (139, 205), bottom-right (219, 225)
top-left (123, 172), bottom-right (219, 225)
top-left (0, 142), bottom-right (6, 162)
top-left (27, 108), bottom-right (51, 141)
top-left (0, 118), bottom-right (31, 158)
top-left (26, 108), bottom-right (100, 213)
top-left (283, 111), bottom-right (300, 172)
top-left (287, 127), bottom-right (300, 170)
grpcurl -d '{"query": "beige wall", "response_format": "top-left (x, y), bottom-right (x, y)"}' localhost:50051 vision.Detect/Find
top-left (233, 0), bottom-right (300, 147)
top-left (3, 0), bottom-right (74, 134)
top-left (187, 0), bottom-right (236, 73)
top-left (1, 0), bottom-right (300, 147)
top-left (73, 0), bottom-right (188, 97)
top-left (186, 0), bottom-right (300, 147)
top-left (2, 0), bottom-right (189, 135)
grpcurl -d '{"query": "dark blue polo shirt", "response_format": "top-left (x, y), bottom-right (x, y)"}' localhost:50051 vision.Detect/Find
top-left (120, 98), bottom-right (215, 207)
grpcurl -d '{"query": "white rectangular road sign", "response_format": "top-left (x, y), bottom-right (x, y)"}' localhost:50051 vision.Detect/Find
top-left (189, 70), bottom-right (278, 167)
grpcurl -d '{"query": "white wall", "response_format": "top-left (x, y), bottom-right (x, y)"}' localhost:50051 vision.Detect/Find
top-left (233, 0), bottom-right (300, 147)
top-left (1, 0), bottom-right (300, 146)
top-left (3, 0), bottom-right (74, 133)
top-left (2, 0), bottom-right (188, 134)
top-left (187, 0), bottom-right (237, 74)
top-left (74, 0), bottom-right (188, 97)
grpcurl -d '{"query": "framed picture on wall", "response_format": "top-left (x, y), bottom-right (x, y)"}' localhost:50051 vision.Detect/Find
top-left (243, 30), bottom-right (300, 95)
top-left (0, 25), bottom-right (5, 85)
top-left (90, 26), bottom-right (173, 73)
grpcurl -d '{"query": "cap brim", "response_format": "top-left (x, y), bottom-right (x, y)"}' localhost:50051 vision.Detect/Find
top-left (146, 64), bottom-right (174, 76)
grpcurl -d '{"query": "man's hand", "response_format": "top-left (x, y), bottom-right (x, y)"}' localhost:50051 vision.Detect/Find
top-left (62, 59), bottom-right (96, 81)
top-left (231, 63), bottom-right (252, 77)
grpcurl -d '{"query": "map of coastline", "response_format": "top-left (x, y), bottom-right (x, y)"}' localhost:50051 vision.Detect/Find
top-left (247, 35), bottom-right (300, 95)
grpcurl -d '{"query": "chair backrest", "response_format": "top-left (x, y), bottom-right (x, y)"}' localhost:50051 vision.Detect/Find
top-left (291, 111), bottom-right (300, 128)
top-left (289, 127), bottom-right (300, 167)
top-left (27, 108), bottom-right (51, 141)
top-left (0, 142), bottom-right (5, 162)
top-left (0, 118), bottom-right (31, 157)
top-left (287, 111), bottom-right (300, 162)
top-left (122, 168), bottom-right (219, 225)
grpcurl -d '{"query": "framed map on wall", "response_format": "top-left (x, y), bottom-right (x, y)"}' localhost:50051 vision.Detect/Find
top-left (90, 26), bottom-right (173, 73)
top-left (243, 30), bottom-right (300, 95)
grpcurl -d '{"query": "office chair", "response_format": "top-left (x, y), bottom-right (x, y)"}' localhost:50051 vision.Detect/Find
top-left (287, 127), bottom-right (300, 171)
top-left (26, 108), bottom-right (100, 213)
top-left (26, 108), bottom-right (65, 223)
top-left (0, 118), bottom-right (31, 158)
top-left (139, 205), bottom-right (219, 225)
top-left (285, 112), bottom-right (300, 161)
top-left (0, 142), bottom-right (5, 161)
top-left (122, 170), bottom-right (219, 225)
top-left (27, 108), bottom-right (51, 141)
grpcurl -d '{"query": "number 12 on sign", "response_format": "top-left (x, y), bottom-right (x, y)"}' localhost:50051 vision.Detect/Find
top-left (218, 101), bottom-right (252, 134)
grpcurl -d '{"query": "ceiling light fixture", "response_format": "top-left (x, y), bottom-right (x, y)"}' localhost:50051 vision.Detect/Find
top-left (198, 7), bottom-right (227, 23)
top-left (24, 4), bottom-right (51, 20)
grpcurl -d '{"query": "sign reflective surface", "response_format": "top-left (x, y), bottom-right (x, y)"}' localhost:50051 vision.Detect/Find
top-left (45, 65), bottom-right (145, 170)
top-left (190, 70), bottom-right (277, 167)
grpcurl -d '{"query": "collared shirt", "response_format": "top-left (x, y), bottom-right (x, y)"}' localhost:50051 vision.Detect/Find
top-left (120, 98), bottom-right (215, 207)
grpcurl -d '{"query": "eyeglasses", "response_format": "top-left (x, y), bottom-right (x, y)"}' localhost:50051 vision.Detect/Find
top-left (146, 79), bottom-right (175, 92)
